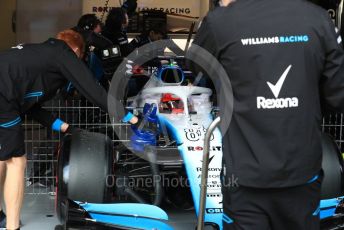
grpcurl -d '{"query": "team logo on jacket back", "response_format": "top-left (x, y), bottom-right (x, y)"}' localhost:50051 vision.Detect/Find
top-left (241, 35), bottom-right (309, 46)
top-left (257, 65), bottom-right (299, 109)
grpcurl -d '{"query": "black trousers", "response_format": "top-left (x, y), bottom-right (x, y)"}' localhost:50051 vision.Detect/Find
top-left (0, 95), bottom-right (25, 161)
top-left (222, 176), bottom-right (321, 230)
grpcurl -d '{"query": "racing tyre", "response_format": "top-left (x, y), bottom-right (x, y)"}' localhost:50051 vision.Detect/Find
top-left (321, 133), bottom-right (344, 199)
top-left (57, 130), bottom-right (113, 222)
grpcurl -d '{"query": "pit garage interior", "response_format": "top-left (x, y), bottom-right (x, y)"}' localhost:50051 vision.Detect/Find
top-left (0, 0), bottom-right (344, 230)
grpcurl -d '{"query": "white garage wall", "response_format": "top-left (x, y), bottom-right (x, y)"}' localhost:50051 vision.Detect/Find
top-left (82, 0), bottom-right (209, 33)
top-left (82, 0), bottom-right (202, 19)
top-left (15, 0), bottom-right (209, 44)
top-left (0, 0), bottom-right (16, 51)
top-left (16, 0), bottom-right (83, 44)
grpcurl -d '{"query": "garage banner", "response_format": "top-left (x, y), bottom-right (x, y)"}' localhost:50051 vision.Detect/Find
top-left (82, 0), bottom-right (201, 18)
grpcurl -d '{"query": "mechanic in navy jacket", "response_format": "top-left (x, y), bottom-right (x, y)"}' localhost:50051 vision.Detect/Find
top-left (188, 0), bottom-right (344, 229)
top-left (129, 23), bottom-right (184, 56)
top-left (102, 8), bottom-right (131, 57)
top-left (0, 29), bottom-right (108, 230)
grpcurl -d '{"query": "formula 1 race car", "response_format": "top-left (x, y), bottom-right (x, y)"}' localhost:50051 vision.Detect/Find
top-left (56, 59), bottom-right (344, 230)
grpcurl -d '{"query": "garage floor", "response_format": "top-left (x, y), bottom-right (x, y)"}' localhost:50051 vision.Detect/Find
top-left (20, 192), bottom-right (196, 230)
top-left (21, 194), bottom-right (59, 230)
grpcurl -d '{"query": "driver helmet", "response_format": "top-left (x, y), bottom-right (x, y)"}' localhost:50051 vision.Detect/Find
top-left (160, 93), bottom-right (184, 114)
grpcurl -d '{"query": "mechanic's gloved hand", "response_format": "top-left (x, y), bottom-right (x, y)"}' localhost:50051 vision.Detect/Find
top-left (52, 119), bottom-right (69, 133)
top-left (123, 104), bottom-right (158, 152)
top-left (131, 104), bottom-right (159, 138)
top-left (122, 104), bottom-right (159, 152)
top-left (61, 123), bottom-right (69, 133)
top-left (142, 103), bottom-right (158, 124)
top-left (122, 112), bottom-right (139, 124)
top-left (123, 103), bottom-right (158, 132)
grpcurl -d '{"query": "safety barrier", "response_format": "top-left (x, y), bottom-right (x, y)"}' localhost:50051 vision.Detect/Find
top-left (322, 113), bottom-right (344, 152)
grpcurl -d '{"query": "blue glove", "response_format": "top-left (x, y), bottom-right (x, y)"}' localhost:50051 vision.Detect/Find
top-left (52, 119), bottom-right (64, 132)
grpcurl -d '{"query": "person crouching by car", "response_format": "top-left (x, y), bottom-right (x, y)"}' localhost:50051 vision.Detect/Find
top-left (0, 29), bottom-right (109, 230)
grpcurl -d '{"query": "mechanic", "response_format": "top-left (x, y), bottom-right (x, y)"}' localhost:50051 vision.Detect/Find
top-left (188, 0), bottom-right (344, 229)
top-left (102, 8), bottom-right (131, 57)
top-left (0, 29), bottom-right (108, 230)
top-left (129, 22), bottom-right (184, 56)
top-left (76, 13), bottom-right (102, 34)
top-left (72, 14), bottom-right (113, 89)
top-left (129, 23), bottom-right (166, 49)
top-left (73, 14), bottom-right (112, 52)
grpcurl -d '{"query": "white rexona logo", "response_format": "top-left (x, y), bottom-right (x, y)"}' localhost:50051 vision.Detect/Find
top-left (257, 65), bottom-right (299, 109)
top-left (267, 65), bottom-right (292, 98)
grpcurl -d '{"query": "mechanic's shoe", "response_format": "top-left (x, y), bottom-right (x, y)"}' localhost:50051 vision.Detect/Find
top-left (0, 211), bottom-right (22, 230)
top-left (0, 210), bottom-right (5, 229)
